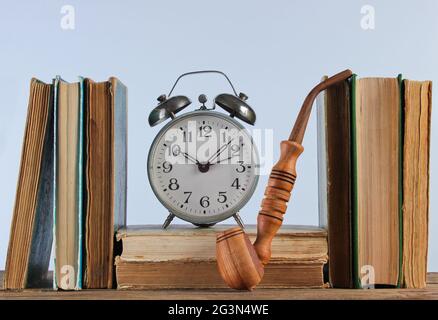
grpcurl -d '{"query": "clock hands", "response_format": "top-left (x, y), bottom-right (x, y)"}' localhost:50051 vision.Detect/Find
top-left (181, 151), bottom-right (199, 165)
top-left (174, 136), bottom-right (240, 172)
top-left (171, 145), bottom-right (199, 165)
top-left (198, 139), bottom-right (239, 173)
top-left (206, 139), bottom-right (234, 165)
top-left (210, 155), bottom-right (240, 165)
top-left (179, 150), bottom-right (210, 173)
top-left (196, 154), bottom-right (241, 173)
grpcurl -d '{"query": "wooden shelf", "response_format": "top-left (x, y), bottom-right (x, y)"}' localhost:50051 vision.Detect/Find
top-left (1, 271), bottom-right (437, 300)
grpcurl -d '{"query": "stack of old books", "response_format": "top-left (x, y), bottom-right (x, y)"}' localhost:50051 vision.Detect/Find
top-left (115, 225), bottom-right (328, 289)
top-left (317, 74), bottom-right (431, 288)
top-left (4, 76), bottom-right (127, 290)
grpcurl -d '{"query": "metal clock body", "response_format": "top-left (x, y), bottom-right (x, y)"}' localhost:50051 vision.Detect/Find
top-left (147, 110), bottom-right (259, 226)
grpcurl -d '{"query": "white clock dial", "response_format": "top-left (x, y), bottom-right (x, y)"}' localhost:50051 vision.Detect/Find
top-left (147, 110), bottom-right (259, 225)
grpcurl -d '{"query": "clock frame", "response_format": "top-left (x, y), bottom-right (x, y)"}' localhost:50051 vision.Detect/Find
top-left (147, 110), bottom-right (259, 227)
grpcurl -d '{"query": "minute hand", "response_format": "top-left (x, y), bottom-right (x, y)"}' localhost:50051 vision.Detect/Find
top-left (207, 139), bottom-right (233, 164)
top-left (210, 155), bottom-right (239, 165)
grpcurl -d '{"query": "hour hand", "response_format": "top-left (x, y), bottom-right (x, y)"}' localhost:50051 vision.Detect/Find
top-left (181, 152), bottom-right (199, 165)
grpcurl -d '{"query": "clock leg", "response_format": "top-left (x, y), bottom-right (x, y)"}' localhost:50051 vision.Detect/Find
top-left (162, 212), bottom-right (175, 229)
top-left (233, 212), bottom-right (245, 229)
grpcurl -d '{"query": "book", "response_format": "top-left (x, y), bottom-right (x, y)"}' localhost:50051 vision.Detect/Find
top-left (115, 225), bottom-right (328, 289)
top-left (402, 80), bottom-right (432, 288)
top-left (84, 77), bottom-right (127, 289)
top-left (351, 76), bottom-right (402, 288)
top-left (5, 76), bottom-right (127, 290)
top-left (4, 79), bottom-right (54, 289)
top-left (318, 74), bottom-right (431, 289)
top-left (117, 225), bottom-right (328, 261)
top-left (115, 257), bottom-right (327, 289)
top-left (316, 77), bottom-right (353, 288)
top-left (53, 77), bottom-right (85, 290)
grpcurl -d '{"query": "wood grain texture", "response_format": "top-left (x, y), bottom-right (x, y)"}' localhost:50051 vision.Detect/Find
top-left (289, 69), bottom-right (353, 144)
top-left (216, 70), bottom-right (353, 291)
top-left (1, 272), bottom-right (437, 300)
top-left (254, 141), bottom-right (303, 265)
top-left (216, 228), bottom-right (264, 290)
top-left (216, 141), bottom-right (303, 290)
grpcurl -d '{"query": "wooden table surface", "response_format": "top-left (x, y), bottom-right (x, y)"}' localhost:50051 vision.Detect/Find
top-left (1, 271), bottom-right (437, 300)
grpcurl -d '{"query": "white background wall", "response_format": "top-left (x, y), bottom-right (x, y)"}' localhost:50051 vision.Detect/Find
top-left (0, 0), bottom-right (436, 270)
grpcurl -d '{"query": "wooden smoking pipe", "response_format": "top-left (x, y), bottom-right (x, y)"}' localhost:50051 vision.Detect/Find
top-left (216, 69), bottom-right (353, 290)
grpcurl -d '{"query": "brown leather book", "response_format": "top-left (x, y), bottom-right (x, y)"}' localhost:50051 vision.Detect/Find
top-left (84, 77), bottom-right (127, 289)
top-left (115, 225), bottom-right (328, 289)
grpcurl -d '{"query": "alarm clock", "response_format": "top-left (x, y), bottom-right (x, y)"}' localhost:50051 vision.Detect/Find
top-left (147, 70), bottom-right (259, 228)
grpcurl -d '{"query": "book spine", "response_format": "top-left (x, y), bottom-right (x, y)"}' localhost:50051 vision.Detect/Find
top-left (397, 74), bottom-right (404, 288)
top-left (52, 76), bottom-right (60, 290)
top-left (316, 78), bottom-right (328, 229)
top-left (76, 77), bottom-right (85, 290)
top-left (349, 74), bottom-right (361, 289)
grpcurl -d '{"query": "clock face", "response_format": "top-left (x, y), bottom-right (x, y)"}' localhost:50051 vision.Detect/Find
top-left (147, 110), bottom-right (259, 225)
